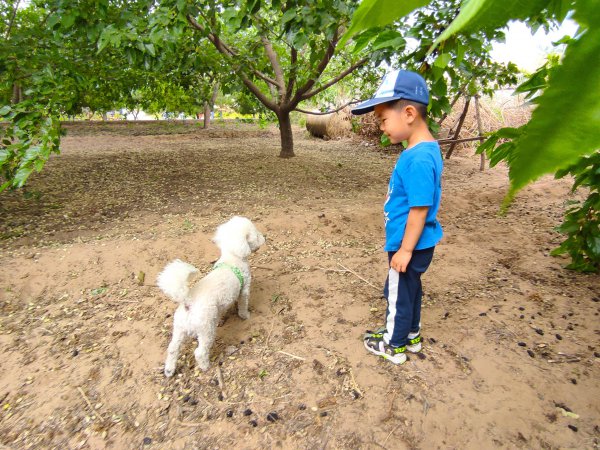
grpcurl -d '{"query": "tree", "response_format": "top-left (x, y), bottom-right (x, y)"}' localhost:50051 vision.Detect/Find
top-left (0, 0), bottom-right (231, 191)
top-left (178, 0), bottom-right (370, 157)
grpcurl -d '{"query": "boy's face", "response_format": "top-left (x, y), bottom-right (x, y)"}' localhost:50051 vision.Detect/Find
top-left (374, 102), bottom-right (413, 145)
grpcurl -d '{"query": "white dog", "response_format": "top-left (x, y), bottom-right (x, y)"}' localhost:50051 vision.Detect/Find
top-left (157, 216), bottom-right (265, 376)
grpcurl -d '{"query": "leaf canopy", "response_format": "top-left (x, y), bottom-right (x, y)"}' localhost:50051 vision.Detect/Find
top-left (340, 0), bottom-right (431, 45)
top-left (508, 0), bottom-right (599, 194)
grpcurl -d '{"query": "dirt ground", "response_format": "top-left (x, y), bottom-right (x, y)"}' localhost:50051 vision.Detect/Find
top-left (0, 121), bottom-right (598, 450)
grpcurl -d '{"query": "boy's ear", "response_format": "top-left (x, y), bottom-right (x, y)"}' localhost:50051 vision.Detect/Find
top-left (404, 104), bottom-right (418, 123)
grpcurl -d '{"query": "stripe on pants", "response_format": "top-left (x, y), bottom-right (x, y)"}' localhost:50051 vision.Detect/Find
top-left (383, 268), bottom-right (399, 345)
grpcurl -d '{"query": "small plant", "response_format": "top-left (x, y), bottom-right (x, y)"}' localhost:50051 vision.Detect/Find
top-left (551, 153), bottom-right (600, 273)
top-left (91, 286), bottom-right (108, 296)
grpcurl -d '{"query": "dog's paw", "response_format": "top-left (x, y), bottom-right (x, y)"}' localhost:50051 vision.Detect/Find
top-left (196, 360), bottom-right (210, 371)
top-left (238, 310), bottom-right (250, 320)
top-left (164, 366), bottom-right (175, 377)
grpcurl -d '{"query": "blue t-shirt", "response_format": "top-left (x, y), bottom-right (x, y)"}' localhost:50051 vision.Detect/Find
top-left (384, 141), bottom-right (443, 251)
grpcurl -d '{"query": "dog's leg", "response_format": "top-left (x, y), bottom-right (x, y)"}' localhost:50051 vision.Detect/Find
top-left (164, 326), bottom-right (185, 377)
top-left (237, 283), bottom-right (251, 320)
top-left (194, 332), bottom-right (214, 372)
top-left (194, 312), bottom-right (217, 371)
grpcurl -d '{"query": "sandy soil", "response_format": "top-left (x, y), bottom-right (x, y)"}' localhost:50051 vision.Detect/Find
top-left (0, 121), bottom-right (599, 450)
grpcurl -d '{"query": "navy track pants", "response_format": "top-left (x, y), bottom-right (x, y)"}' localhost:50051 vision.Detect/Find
top-left (382, 246), bottom-right (435, 347)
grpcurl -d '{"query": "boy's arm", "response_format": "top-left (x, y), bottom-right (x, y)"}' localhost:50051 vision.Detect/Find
top-left (390, 206), bottom-right (429, 272)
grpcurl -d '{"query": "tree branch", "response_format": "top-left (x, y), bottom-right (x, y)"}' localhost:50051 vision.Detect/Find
top-left (186, 14), bottom-right (279, 88)
top-left (285, 47), bottom-right (297, 102)
top-left (239, 73), bottom-right (279, 112)
top-left (295, 100), bottom-right (361, 115)
top-left (5, 0), bottom-right (21, 39)
top-left (302, 57), bottom-right (368, 100)
top-left (291, 27), bottom-right (340, 106)
top-left (261, 36), bottom-right (285, 100)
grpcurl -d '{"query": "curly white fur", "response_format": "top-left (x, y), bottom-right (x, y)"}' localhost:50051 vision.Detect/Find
top-left (158, 216), bottom-right (265, 376)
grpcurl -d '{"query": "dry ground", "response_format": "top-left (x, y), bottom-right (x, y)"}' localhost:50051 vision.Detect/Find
top-left (0, 121), bottom-right (599, 450)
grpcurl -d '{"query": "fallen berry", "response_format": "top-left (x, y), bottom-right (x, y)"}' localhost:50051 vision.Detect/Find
top-left (266, 412), bottom-right (279, 422)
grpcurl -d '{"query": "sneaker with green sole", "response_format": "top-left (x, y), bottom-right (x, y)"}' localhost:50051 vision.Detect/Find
top-left (363, 335), bottom-right (407, 365)
top-left (364, 328), bottom-right (423, 353)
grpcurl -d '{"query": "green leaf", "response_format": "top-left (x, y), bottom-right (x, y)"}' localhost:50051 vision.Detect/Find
top-left (0, 148), bottom-right (9, 164)
top-left (433, 53), bottom-right (452, 69)
top-left (455, 41), bottom-right (465, 66)
top-left (371, 31), bottom-right (405, 50)
top-left (281, 8), bottom-right (297, 24)
top-left (340, 0), bottom-right (431, 46)
top-left (145, 43), bottom-right (156, 56)
top-left (429, 0), bottom-right (550, 53)
top-left (63, 14), bottom-right (76, 29)
top-left (48, 14), bottom-right (60, 29)
top-left (351, 29), bottom-right (379, 53)
top-left (0, 180), bottom-right (10, 193)
top-left (0, 105), bottom-right (11, 116)
top-left (14, 165), bottom-right (34, 188)
top-left (507, 8), bottom-right (600, 195)
top-left (380, 133), bottom-right (391, 147)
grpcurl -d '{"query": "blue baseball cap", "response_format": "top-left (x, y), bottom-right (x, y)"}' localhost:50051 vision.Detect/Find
top-left (351, 69), bottom-right (429, 115)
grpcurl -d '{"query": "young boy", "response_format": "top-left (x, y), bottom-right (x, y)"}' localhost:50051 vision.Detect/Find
top-left (351, 69), bottom-right (443, 365)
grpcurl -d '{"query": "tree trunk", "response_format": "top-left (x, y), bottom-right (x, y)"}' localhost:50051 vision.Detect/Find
top-left (277, 110), bottom-right (294, 158)
top-left (474, 95), bottom-right (486, 171)
top-left (203, 82), bottom-right (219, 129)
top-left (11, 83), bottom-right (22, 104)
top-left (203, 102), bottom-right (211, 128)
top-left (445, 96), bottom-right (471, 159)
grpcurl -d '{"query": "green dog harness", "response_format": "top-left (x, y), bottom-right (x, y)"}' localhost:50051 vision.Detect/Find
top-left (213, 262), bottom-right (244, 289)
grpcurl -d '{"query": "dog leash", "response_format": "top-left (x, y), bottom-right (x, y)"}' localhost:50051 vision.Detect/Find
top-left (213, 262), bottom-right (244, 289)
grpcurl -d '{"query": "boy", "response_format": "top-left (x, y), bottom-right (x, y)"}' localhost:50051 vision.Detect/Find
top-left (351, 69), bottom-right (443, 365)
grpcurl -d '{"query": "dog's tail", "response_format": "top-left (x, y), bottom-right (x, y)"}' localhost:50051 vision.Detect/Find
top-left (157, 259), bottom-right (199, 303)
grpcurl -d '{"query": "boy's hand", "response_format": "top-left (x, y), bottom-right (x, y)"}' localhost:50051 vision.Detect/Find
top-left (391, 248), bottom-right (412, 273)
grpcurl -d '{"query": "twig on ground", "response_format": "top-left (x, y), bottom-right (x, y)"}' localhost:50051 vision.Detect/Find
top-left (317, 266), bottom-right (347, 273)
top-left (77, 387), bottom-right (107, 422)
top-left (105, 299), bottom-right (141, 304)
top-left (336, 263), bottom-right (379, 291)
top-left (216, 366), bottom-right (226, 399)
top-left (382, 423), bottom-right (401, 447)
top-left (253, 265), bottom-right (275, 271)
top-left (421, 394), bottom-right (430, 415)
top-left (488, 315), bottom-right (517, 337)
top-left (385, 390), bottom-right (398, 422)
top-left (178, 421), bottom-right (203, 427)
top-left (348, 367), bottom-right (363, 397)
top-left (548, 352), bottom-right (581, 363)
top-left (277, 350), bottom-right (306, 361)
top-left (265, 320), bottom-right (276, 348)
top-left (372, 440), bottom-right (390, 449)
